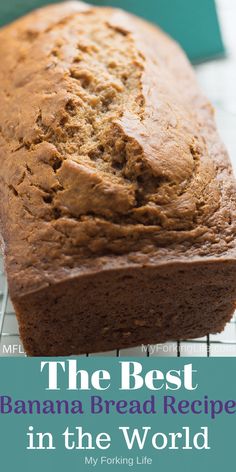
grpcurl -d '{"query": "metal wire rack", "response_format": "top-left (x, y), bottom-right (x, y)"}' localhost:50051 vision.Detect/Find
top-left (1, 256), bottom-right (236, 357)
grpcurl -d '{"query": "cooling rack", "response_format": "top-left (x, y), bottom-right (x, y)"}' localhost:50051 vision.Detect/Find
top-left (1, 255), bottom-right (236, 357)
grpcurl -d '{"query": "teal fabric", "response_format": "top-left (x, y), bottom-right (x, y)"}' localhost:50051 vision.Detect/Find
top-left (0, 0), bottom-right (224, 62)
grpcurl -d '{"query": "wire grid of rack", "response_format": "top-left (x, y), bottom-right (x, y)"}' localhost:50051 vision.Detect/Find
top-left (1, 254), bottom-right (236, 357)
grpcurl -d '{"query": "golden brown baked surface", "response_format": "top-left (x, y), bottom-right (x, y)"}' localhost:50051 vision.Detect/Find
top-left (0, 2), bottom-right (235, 294)
top-left (1, 1), bottom-right (236, 355)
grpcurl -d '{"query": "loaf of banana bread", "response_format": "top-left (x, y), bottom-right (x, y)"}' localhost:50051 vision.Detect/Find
top-left (0, 1), bottom-right (235, 356)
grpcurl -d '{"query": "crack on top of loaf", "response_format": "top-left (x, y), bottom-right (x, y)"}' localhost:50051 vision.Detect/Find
top-left (28, 12), bottom-right (150, 203)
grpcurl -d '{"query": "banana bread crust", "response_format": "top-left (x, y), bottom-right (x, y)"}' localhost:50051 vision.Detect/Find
top-left (0, 2), bottom-right (236, 355)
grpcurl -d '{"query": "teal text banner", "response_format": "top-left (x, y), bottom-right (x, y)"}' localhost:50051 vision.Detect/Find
top-left (0, 358), bottom-right (235, 470)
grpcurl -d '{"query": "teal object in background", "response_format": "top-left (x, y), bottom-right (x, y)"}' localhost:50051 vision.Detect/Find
top-left (0, 0), bottom-right (225, 62)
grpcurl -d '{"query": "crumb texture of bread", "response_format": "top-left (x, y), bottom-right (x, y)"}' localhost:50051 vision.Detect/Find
top-left (0, 2), bottom-right (236, 355)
